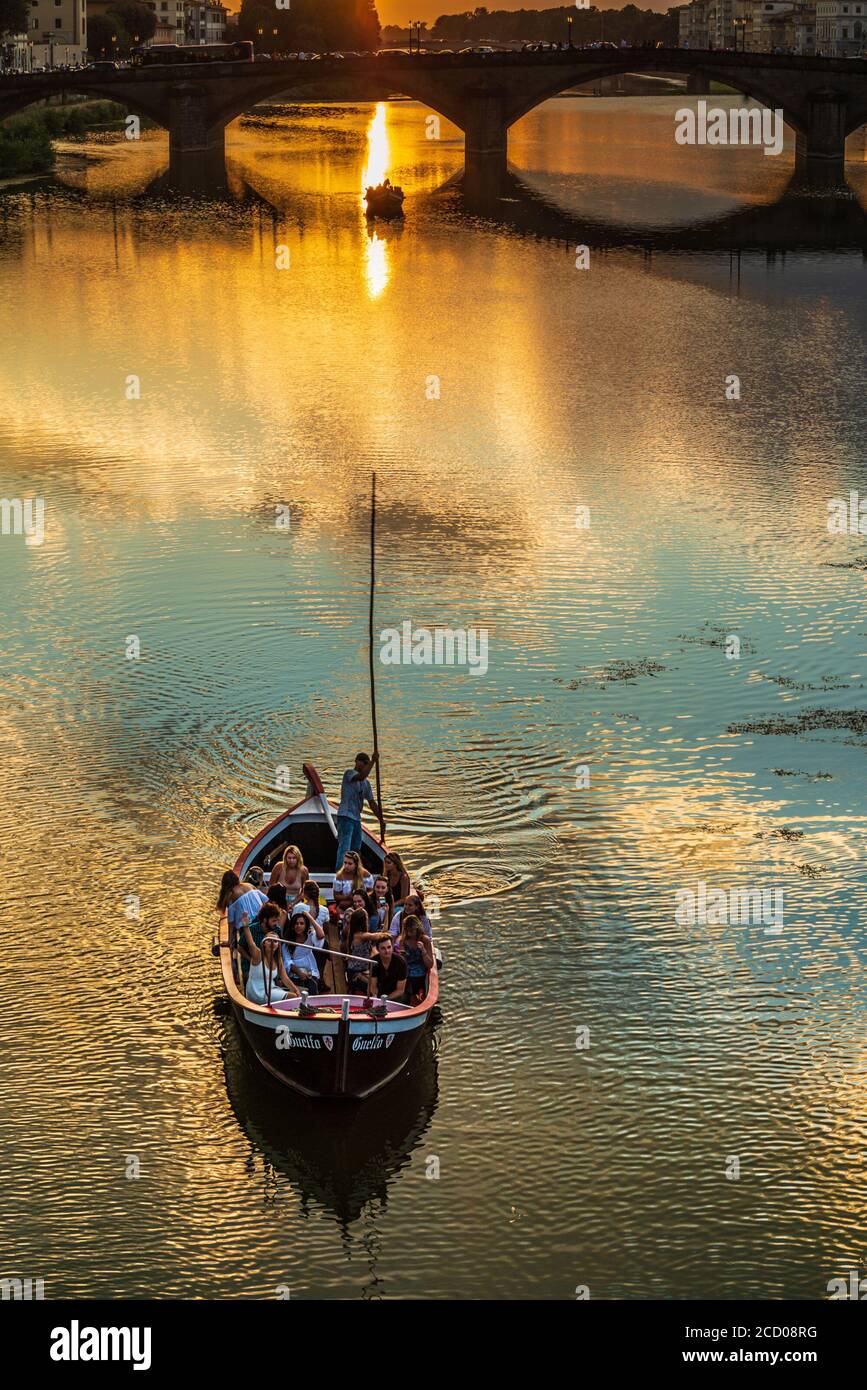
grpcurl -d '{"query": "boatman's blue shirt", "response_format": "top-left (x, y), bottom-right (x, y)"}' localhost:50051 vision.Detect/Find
top-left (338, 770), bottom-right (375, 821)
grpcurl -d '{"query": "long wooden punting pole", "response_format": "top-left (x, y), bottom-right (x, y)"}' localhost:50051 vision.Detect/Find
top-left (369, 472), bottom-right (386, 842)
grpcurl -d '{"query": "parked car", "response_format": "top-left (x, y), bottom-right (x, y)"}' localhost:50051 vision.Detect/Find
top-left (86, 60), bottom-right (120, 73)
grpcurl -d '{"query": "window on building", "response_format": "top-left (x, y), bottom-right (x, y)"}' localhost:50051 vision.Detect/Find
top-left (32, 16), bottom-right (38, 27)
top-left (54, 14), bottom-right (61, 24)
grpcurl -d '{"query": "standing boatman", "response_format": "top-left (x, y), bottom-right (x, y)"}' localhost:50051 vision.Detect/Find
top-left (335, 751), bottom-right (383, 870)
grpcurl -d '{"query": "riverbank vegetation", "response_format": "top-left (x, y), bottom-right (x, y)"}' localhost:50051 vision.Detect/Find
top-left (0, 101), bottom-right (141, 179)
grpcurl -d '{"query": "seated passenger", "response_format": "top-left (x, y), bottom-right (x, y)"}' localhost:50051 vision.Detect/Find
top-left (383, 850), bottom-right (411, 907)
top-left (218, 870), bottom-right (268, 946)
top-left (368, 936), bottom-right (408, 1003)
top-left (389, 893), bottom-right (431, 939)
top-left (369, 875), bottom-right (393, 931)
top-left (332, 851), bottom-right (373, 912)
top-left (244, 927), bottom-right (298, 1006)
top-left (395, 914), bottom-right (434, 1004)
top-left (268, 845), bottom-right (308, 906)
top-left (341, 891), bottom-right (371, 946)
top-left (345, 908), bottom-right (388, 996)
top-left (250, 900), bottom-right (287, 951)
top-left (300, 881), bottom-right (331, 983)
top-left (301, 881), bottom-right (330, 932)
top-left (282, 909), bottom-right (324, 994)
top-left (246, 866), bottom-right (266, 890)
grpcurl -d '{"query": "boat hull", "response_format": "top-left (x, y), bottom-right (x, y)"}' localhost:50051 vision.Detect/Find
top-left (365, 192), bottom-right (404, 219)
top-left (231, 996), bottom-right (431, 1100)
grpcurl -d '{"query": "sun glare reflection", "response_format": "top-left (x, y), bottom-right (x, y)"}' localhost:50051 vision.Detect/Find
top-left (362, 103), bottom-right (392, 299)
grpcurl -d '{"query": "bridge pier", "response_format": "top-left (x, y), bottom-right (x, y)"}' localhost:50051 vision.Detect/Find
top-left (795, 90), bottom-right (848, 183)
top-left (461, 91), bottom-right (508, 201)
top-left (686, 72), bottom-right (711, 97)
top-left (167, 83), bottom-right (224, 159)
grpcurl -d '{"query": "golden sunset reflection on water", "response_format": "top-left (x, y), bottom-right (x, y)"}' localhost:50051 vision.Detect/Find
top-left (361, 103), bottom-right (393, 299)
top-left (0, 96), bottom-right (866, 1299)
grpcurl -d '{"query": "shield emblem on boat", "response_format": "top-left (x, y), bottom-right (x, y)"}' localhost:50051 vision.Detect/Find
top-left (385, 1034), bottom-right (394, 1049)
top-left (323, 1037), bottom-right (333, 1051)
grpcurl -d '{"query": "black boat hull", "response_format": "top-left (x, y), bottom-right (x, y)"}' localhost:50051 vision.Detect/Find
top-left (232, 995), bottom-right (431, 1100)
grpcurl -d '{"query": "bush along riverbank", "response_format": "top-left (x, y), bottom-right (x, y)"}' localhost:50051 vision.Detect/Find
top-left (0, 101), bottom-right (148, 179)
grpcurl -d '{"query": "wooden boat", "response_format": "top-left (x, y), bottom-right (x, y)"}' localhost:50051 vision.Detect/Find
top-left (364, 180), bottom-right (405, 218)
top-left (218, 762), bottom-right (439, 1100)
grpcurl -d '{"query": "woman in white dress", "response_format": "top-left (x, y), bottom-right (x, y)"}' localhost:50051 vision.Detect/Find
top-left (244, 927), bottom-right (298, 1007)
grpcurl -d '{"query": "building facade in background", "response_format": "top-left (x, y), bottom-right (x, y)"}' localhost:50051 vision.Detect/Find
top-left (677, 1), bottom-right (841, 52)
top-left (144, 0), bottom-right (186, 43)
top-left (24, 0), bottom-right (87, 66)
top-left (186, 2), bottom-right (227, 44)
top-left (815, 0), bottom-right (866, 53)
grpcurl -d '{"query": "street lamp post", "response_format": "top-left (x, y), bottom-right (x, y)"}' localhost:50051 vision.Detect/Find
top-left (567, 13), bottom-right (573, 48)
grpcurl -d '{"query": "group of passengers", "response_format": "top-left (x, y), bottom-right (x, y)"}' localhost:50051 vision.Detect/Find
top-left (215, 840), bottom-right (434, 1008)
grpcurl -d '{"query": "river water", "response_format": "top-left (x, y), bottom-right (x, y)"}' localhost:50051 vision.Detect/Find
top-left (0, 95), bottom-right (865, 1300)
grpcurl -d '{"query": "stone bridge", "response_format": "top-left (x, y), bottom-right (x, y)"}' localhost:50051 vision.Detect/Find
top-left (2, 48), bottom-right (867, 187)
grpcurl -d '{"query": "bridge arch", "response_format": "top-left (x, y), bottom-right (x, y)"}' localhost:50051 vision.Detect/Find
top-left (204, 69), bottom-right (468, 142)
top-left (0, 82), bottom-right (168, 134)
top-left (503, 62), bottom-right (807, 141)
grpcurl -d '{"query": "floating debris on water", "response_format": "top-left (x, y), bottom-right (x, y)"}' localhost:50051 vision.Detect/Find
top-left (728, 709), bottom-right (867, 740)
top-left (761, 674), bottom-right (858, 692)
top-left (822, 556), bottom-right (867, 570)
top-left (755, 827), bottom-right (804, 841)
top-left (770, 768), bottom-right (834, 780)
top-left (796, 863), bottom-right (827, 879)
top-left (694, 822), bottom-right (736, 834)
top-left (678, 621), bottom-right (755, 653)
top-left (559, 658), bottom-right (667, 690)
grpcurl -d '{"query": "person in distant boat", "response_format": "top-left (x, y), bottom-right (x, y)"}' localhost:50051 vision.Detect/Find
top-left (268, 845), bottom-right (308, 905)
top-left (383, 850), bottom-right (411, 907)
top-left (345, 908), bottom-right (388, 995)
top-left (244, 925), bottom-right (298, 1006)
top-left (333, 850), bottom-right (374, 912)
top-left (395, 914), bottom-right (433, 1003)
top-left (218, 871), bottom-right (268, 947)
top-left (389, 892), bottom-right (431, 940)
top-left (368, 936), bottom-right (408, 1003)
top-left (334, 752), bottom-right (383, 871)
top-left (282, 909), bottom-right (325, 994)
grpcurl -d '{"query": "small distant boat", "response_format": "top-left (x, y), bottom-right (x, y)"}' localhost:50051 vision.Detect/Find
top-left (365, 179), bottom-right (405, 218)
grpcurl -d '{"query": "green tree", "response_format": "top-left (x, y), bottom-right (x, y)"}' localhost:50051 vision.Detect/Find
top-left (87, 13), bottom-right (129, 58)
top-left (108, 2), bottom-right (156, 45)
top-left (237, 0), bottom-right (380, 54)
top-left (0, 0), bottom-right (29, 37)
